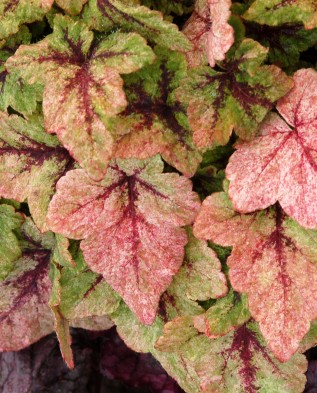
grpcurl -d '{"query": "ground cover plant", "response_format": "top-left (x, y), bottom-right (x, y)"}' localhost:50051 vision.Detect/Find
top-left (1, 0), bottom-right (317, 392)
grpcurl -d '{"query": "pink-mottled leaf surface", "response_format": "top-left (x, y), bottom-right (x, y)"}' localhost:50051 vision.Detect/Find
top-left (183, 0), bottom-right (234, 68)
top-left (194, 190), bottom-right (317, 361)
top-left (47, 156), bottom-right (200, 324)
top-left (227, 68), bottom-right (317, 229)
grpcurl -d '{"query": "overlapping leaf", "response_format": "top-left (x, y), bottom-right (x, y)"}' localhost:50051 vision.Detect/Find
top-left (227, 68), bottom-right (317, 229)
top-left (47, 156), bottom-right (200, 324)
top-left (0, 204), bottom-right (23, 280)
top-left (142, 0), bottom-right (194, 16)
top-left (0, 218), bottom-right (55, 351)
top-left (0, 0), bottom-right (53, 40)
top-left (183, 0), bottom-right (234, 68)
top-left (113, 46), bottom-right (202, 177)
top-left (82, 0), bottom-right (191, 51)
top-left (0, 112), bottom-right (72, 231)
top-left (6, 15), bottom-right (155, 180)
top-left (194, 189), bottom-right (317, 361)
top-left (243, 0), bottom-right (317, 30)
top-left (55, 0), bottom-right (87, 15)
top-left (0, 27), bottom-right (42, 116)
top-left (176, 38), bottom-right (293, 149)
top-left (245, 22), bottom-right (317, 69)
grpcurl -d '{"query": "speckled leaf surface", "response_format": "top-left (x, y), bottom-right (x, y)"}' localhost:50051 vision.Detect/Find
top-left (194, 190), bottom-right (317, 361)
top-left (0, 219), bottom-right (54, 352)
top-left (176, 39), bottom-right (293, 149)
top-left (6, 15), bottom-right (155, 180)
top-left (183, 0), bottom-right (234, 68)
top-left (0, 0), bottom-right (53, 40)
top-left (0, 204), bottom-right (23, 280)
top-left (181, 323), bottom-right (306, 393)
top-left (142, 0), bottom-right (194, 16)
top-left (47, 156), bottom-right (200, 324)
top-left (243, 0), bottom-right (317, 30)
top-left (0, 112), bottom-right (72, 231)
top-left (227, 68), bottom-right (317, 229)
top-left (55, 0), bottom-right (87, 15)
top-left (0, 27), bottom-right (42, 116)
top-left (82, 0), bottom-right (191, 51)
top-left (193, 290), bottom-right (251, 338)
top-left (113, 46), bottom-right (201, 177)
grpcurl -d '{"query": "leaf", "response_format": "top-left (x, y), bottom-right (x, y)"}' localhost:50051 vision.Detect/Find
top-left (113, 46), bottom-right (202, 177)
top-left (182, 227), bottom-right (227, 301)
top-left (0, 204), bottom-right (23, 280)
top-left (179, 323), bottom-right (307, 393)
top-left (176, 38), bottom-right (293, 149)
top-left (193, 290), bottom-right (251, 338)
top-left (47, 156), bottom-right (200, 324)
top-left (245, 22), bottom-right (317, 69)
top-left (183, 0), bottom-right (234, 68)
top-left (82, 0), bottom-right (191, 51)
top-left (6, 15), bottom-right (155, 180)
top-left (0, 112), bottom-right (72, 231)
top-left (50, 306), bottom-right (74, 369)
top-left (0, 0), bottom-right (53, 40)
top-left (243, 0), bottom-right (317, 30)
top-left (0, 26), bottom-right (42, 116)
top-left (194, 190), bottom-right (317, 361)
top-left (227, 68), bottom-right (317, 229)
top-left (0, 219), bottom-right (54, 351)
top-left (55, 0), bottom-right (87, 14)
top-left (142, 0), bottom-right (194, 16)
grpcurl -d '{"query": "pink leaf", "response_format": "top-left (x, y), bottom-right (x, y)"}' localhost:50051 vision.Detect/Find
top-left (227, 68), bottom-right (317, 228)
top-left (47, 156), bottom-right (200, 324)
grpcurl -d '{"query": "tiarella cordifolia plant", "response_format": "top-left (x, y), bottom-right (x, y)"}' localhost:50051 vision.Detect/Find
top-left (1, 0), bottom-right (317, 392)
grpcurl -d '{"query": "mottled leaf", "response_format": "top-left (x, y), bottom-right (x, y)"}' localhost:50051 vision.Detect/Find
top-left (113, 46), bottom-right (202, 177)
top-left (193, 290), bottom-right (251, 338)
top-left (0, 219), bottom-right (54, 351)
top-left (243, 0), bottom-right (317, 30)
top-left (50, 306), bottom-right (74, 369)
top-left (47, 156), bottom-right (200, 324)
top-left (0, 204), bottom-right (23, 280)
top-left (0, 26), bottom-right (43, 116)
top-left (194, 190), bottom-right (317, 361)
top-left (0, 112), bottom-right (72, 231)
top-left (183, 0), bottom-right (234, 68)
top-left (82, 0), bottom-right (191, 51)
top-left (245, 22), bottom-right (317, 69)
top-left (227, 68), bottom-right (317, 229)
top-left (55, 0), bottom-right (87, 14)
top-left (179, 323), bottom-right (307, 393)
top-left (0, 0), bottom-right (53, 40)
top-left (6, 15), bottom-right (155, 180)
top-left (176, 38), bottom-right (293, 149)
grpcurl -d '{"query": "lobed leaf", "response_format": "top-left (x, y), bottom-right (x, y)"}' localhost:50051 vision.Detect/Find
top-left (227, 68), bottom-right (317, 229)
top-left (194, 190), bottom-right (317, 361)
top-left (183, 0), bottom-right (234, 68)
top-left (47, 155), bottom-right (200, 324)
top-left (113, 46), bottom-right (202, 177)
top-left (82, 0), bottom-right (191, 51)
top-left (0, 112), bottom-right (72, 231)
top-left (0, 0), bottom-right (53, 40)
top-left (176, 38), bottom-right (293, 149)
top-left (243, 0), bottom-right (317, 30)
top-left (6, 15), bottom-right (155, 180)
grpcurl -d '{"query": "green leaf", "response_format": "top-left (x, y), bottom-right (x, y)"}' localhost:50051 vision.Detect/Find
top-left (0, 0), bottom-right (53, 40)
top-left (82, 0), bottom-right (191, 51)
top-left (0, 204), bottom-right (23, 280)
top-left (113, 46), bottom-right (202, 177)
top-left (243, 0), bottom-right (317, 30)
top-left (141, 0), bottom-right (194, 16)
top-left (55, 0), bottom-right (87, 14)
top-left (176, 38), bottom-right (293, 148)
